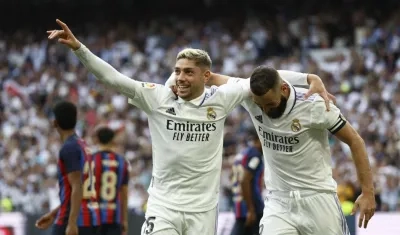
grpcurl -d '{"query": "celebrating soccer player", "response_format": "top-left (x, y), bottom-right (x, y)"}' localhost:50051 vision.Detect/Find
top-left (92, 126), bottom-right (129, 235)
top-left (35, 101), bottom-right (100, 235)
top-left (47, 19), bottom-right (331, 235)
top-left (200, 67), bottom-right (376, 234)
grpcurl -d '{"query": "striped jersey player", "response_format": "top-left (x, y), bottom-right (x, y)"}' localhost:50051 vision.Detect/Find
top-left (231, 130), bottom-right (264, 235)
top-left (93, 126), bottom-right (129, 235)
top-left (55, 134), bottom-right (100, 227)
top-left (35, 101), bottom-right (100, 235)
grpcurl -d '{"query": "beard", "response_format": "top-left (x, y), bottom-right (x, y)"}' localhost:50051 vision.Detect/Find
top-left (266, 95), bottom-right (288, 119)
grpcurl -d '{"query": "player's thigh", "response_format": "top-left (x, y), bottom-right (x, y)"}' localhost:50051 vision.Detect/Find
top-left (141, 216), bottom-right (180, 235)
top-left (259, 215), bottom-right (299, 235)
top-left (301, 193), bottom-right (350, 235)
top-left (260, 198), bottom-right (299, 235)
top-left (100, 224), bottom-right (122, 235)
top-left (142, 204), bottom-right (181, 235)
top-left (184, 206), bottom-right (218, 235)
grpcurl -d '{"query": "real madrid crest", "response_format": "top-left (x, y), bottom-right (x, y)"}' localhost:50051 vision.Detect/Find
top-left (291, 119), bottom-right (301, 132)
top-left (207, 107), bottom-right (217, 120)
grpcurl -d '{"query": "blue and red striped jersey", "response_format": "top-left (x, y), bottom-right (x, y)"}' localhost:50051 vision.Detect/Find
top-left (55, 134), bottom-right (100, 226)
top-left (93, 150), bottom-right (129, 225)
top-left (231, 147), bottom-right (264, 219)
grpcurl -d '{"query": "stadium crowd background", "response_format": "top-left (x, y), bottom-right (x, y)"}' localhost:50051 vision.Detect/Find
top-left (0, 0), bottom-right (399, 218)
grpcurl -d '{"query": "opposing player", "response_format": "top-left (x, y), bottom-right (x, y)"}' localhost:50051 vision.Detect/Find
top-left (231, 129), bottom-right (264, 235)
top-left (93, 126), bottom-right (129, 235)
top-left (202, 67), bottom-right (376, 234)
top-left (35, 101), bottom-right (100, 235)
top-left (47, 19), bottom-right (331, 235)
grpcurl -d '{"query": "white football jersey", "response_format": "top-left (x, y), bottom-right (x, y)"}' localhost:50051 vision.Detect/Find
top-left (74, 45), bottom-right (250, 212)
top-left (228, 72), bottom-right (346, 192)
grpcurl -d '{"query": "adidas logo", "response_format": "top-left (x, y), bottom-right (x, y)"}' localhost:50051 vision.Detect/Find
top-left (255, 115), bottom-right (263, 123)
top-left (166, 107), bottom-right (176, 115)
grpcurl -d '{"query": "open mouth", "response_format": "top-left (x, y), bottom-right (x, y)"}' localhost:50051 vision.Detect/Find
top-left (178, 85), bottom-right (190, 92)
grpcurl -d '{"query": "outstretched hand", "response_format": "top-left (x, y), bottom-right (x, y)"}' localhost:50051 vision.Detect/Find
top-left (47, 19), bottom-right (81, 51)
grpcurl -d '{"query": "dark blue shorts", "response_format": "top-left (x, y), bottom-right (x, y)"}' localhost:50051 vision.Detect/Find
top-left (230, 214), bottom-right (263, 235)
top-left (52, 225), bottom-right (100, 235)
top-left (100, 223), bottom-right (122, 235)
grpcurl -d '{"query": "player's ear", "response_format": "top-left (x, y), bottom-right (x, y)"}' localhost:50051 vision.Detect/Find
top-left (281, 82), bottom-right (289, 92)
top-left (203, 70), bottom-right (211, 84)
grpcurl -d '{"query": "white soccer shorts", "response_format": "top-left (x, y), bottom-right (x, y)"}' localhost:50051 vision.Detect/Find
top-left (259, 190), bottom-right (350, 235)
top-left (141, 202), bottom-right (218, 235)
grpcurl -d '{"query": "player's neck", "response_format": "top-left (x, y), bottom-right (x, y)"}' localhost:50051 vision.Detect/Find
top-left (59, 130), bottom-right (76, 142)
top-left (98, 144), bottom-right (115, 152)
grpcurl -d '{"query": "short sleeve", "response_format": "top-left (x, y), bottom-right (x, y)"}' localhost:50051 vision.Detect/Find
top-left (128, 83), bottom-right (172, 113)
top-left (219, 78), bottom-right (251, 113)
top-left (242, 155), bottom-right (262, 173)
top-left (310, 97), bottom-right (347, 134)
top-left (278, 70), bottom-right (308, 86)
top-left (59, 143), bottom-right (83, 174)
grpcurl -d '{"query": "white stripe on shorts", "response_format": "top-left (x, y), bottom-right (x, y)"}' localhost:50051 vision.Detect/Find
top-left (333, 194), bottom-right (350, 235)
top-left (214, 204), bottom-right (219, 235)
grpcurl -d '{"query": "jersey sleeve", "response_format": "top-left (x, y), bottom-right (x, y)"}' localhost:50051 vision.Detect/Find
top-left (127, 82), bottom-right (171, 113)
top-left (277, 70), bottom-right (308, 86)
top-left (242, 155), bottom-right (262, 173)
top-left (73, 45), bottom-right (169, 113)
top-left (217, 77), bottom-right (250, 113)
top-left (310, 97), bottom-right (347, 134)
top-left (59, 143), bottom-right (83, 174)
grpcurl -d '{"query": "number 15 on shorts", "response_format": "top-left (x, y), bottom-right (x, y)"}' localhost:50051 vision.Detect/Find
top-left (143, 217), bottom-right (155, 234)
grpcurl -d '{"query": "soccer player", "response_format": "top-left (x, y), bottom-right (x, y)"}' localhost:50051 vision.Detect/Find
top-left (92, 126), bottom-right (129, 235)
top-left (231, 129), bottom-right (264, 235)
top-left (35, 101), bottom-right (100, 235)
top-left (202, 67), bottom-right (377, 234)
top-left (47, 19), bottom-right (331, 235)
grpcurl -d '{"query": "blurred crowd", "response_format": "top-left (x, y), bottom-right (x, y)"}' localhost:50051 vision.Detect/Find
top-left (0, 4), bottom-right (400, 216)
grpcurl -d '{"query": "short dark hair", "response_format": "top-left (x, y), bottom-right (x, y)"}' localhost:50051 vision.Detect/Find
top-left (53, 101), bottom-right (77, 130)
top-left (250, 66), bottom-right (281, 96)
top-left (96, 127), bottom-right (115, 144)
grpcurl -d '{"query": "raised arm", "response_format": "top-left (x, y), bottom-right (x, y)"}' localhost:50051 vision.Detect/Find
top-left (48, 19), bottom-right (142, 98)
top-left (208, 70), bottom-right (335, 111)
top-left (48, 19), bottom-right (166, 113)
top-left (206, 72), bottom-right (232, 86)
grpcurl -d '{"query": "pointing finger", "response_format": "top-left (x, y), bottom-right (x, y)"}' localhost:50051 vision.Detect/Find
top-left (48, 31), bottom-right (57, 39)
top-left (49, 31), bottom-right (61, 39)
top-left (56, 19), bottom-right (72, 34)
